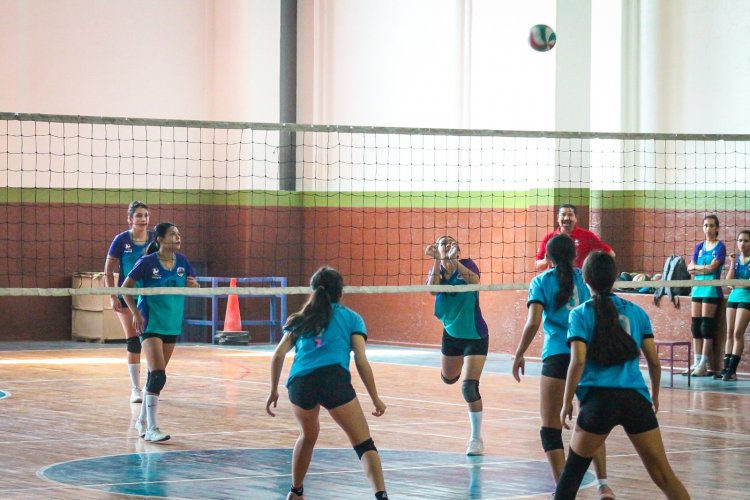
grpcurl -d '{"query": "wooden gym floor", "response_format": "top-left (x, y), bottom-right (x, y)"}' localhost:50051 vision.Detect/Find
top-left (0, 341), bottom-right (747, 499)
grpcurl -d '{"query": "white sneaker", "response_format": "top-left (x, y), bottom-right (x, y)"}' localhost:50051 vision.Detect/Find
top-left (144, 427), bottom-right (170, 443)
top-left (692, 364), bottom-right (708, 377)
top-left (466, 437), bottom-right (484, 456)
top-left (130, 388), bottom-right (143, 403)
top-left (134, 419), bottom-right (146, 438)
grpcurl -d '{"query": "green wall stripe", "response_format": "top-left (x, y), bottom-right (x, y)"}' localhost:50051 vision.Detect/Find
top-left (590, 190), bottom-right (750, 210)
top-left (1, 187), bottom-right (747, 210)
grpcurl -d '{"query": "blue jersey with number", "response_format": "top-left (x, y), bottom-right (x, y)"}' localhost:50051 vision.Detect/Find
top-left (691, 241), bottom-right (726, 299)
top-left (528, 267), bottom-right (590, 359)
top-left (568, 294), bottom-right (654, 403)
top-left (431, 259), bottom-right (489, 340)
top-left (127, 253), bottom-right (195, 336)
top-left (729, 256), bottom-right (750, 303)
top-left (286, 303), bottom-right (367, 385)
top-left (107, 230), bottom-right (155, 286)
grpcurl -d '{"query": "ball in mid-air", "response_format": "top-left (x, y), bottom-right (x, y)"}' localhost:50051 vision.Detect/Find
top-left (529, 24), bottom-right (556, 52)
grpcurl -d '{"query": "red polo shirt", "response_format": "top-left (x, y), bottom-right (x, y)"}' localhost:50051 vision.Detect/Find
top-left (536, 226), bottom-right (613, 268)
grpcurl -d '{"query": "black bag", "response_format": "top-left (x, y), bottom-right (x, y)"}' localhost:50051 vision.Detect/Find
top-left (654, 255), bottom-right (691, 307)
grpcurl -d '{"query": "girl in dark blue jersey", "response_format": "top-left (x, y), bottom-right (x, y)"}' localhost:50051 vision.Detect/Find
top-left (719, 230), bottom-right (750, 381)
top-left (513, 235), bottom-right (613, 499)
top-left (122, 222), bottom-right (199, 443)
top-left (425, 235), bottom-right (489, 456)
top-left (266, 267), bottom-right (388, 500)
top-left (104, 201), bottom-right (155, 404)
top-left (687, 215), bottom-right (726, 376)
top-left (554, 252), bottom-right (688, 500)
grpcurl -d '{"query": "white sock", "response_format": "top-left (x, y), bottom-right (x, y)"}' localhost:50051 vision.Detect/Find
top-left (145, 394), bottom-right (159, 430)
top-left (697, 355), bottom-right (707, 367)
top-left (128, 363), bottom-right (141, 390)
top-left (597, 478), bottom-right (609, 489)
top-left (694, 354), bottom-right (702, 366)
top-left (469, 411), bottom-right (483, 440)
top-left (138, 396), bottom-right (148, 423)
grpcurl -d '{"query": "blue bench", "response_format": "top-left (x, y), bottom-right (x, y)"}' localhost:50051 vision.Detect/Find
top-left (184, 276), bottom-right (287, 344)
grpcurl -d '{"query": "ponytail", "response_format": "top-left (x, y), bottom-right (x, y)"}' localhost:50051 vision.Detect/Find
top-left (146, 240), bottom-right (160, 254)
top-left (587, 293), bottom-right (640, 366)
top-left (582, 252), bottom-right (640, 366)
top-left (554, 259), bottom-right (574, 310)
top-left (547, 234), bottom-right (576, 309)
top-left (284, 267), bottom-right (344, 340)
top-left (147, 222), bottom-right (175, 254)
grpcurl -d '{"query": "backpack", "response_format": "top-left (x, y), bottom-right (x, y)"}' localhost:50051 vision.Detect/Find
top-left (654, 255), bottom-right (691, 307)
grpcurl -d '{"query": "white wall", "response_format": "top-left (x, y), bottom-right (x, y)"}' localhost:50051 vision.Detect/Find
top-left (3, 0), bottom-right (750, 132)
top-left (636, 0), bottom-right (750, 134)
top-left (297, 0), bottom-right (558, 130)
top-left (0, 0), bottom-right (279, 122)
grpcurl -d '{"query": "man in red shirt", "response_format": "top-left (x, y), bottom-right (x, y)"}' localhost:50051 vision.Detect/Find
top-left (535, 204), bottom-right (615, 271)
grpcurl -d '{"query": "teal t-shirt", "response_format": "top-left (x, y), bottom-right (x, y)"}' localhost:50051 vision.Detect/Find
top-left (568, 294), bottom-right (654, 404)
top-left (691, 241), bottom-right (726, 299)
top-left (729, 256), bottom-right (750, 303)
top-left (107, 230), bottom-right (155, 286)
top-left (127, 253), bottom-right (195, 336)
top-left (286, 303), bottom-right (367, 386)
top-left (528, 267), bottom-right (590, 359)
top-left (432, 259), bottom-right (489, 340)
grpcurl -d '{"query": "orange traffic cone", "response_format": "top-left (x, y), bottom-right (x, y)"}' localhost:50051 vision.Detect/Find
top-left (223, 278), bottom-right (242, 331)
top-left (216, 278), bottom-right (249, 345)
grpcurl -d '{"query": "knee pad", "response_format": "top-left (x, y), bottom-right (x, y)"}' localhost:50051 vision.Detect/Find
top-left (691, 317), bottom-right (702, 339)
top-left (126, 337), bottom-right (142, 354)
top-left (701, 317), bottom-right (716, 339)
top-left (462, 379), bottom-right (481, 403)
top-left (146, 369), bottom-right (166, 394)
top-left (441, 372), bottom-right (460, 385)
top-left (353, 437), bottom-right (377, 460)
top-left (540, 426), bottom-right (564, 452)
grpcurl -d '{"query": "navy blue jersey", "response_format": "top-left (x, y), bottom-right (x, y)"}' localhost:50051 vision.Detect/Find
top-left (108, 230), bottom-right (155, 286)
top-left (729, 255), bottom-right (750, 303)
top-left (430, 259), bottom-right (489, 340)
top-left (127, 253), bottom-right (195, 336)
top-left (691, 241), bottom-right (726, 299)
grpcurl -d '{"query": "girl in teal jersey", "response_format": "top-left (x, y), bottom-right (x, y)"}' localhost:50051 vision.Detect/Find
top-left (554, 252), bottom-right (688, 500)
top-left (719, 230), bottom-right (750, 381)
top-left (513, 235), bottom-right (613, 499)
top-left (687, 215), bottom-right (726, 376)
top-left (122, 222), bottom-right (199, 443)
top-left (104, 201), bottom-right (155, 404)
top-left (425, 235), bottom-right (489, 456)
top-left (266, 267), bottom-right (388, 500)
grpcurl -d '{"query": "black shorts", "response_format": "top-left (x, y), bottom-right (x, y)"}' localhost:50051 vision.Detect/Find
top-left (542, 353), bottom-right (570, 379)
top-left (287, 364), bottom-right (357, 411)
top-left (691, 297), bottom-right (721, 305)
top-left (727, 302), bottom-right (750, 310)
top-left (441, 330), bottom-right (489, 357)
top-left (140, 333), bottom-right (179, 344)
top-left (576, 387), bottom-right (659, 435)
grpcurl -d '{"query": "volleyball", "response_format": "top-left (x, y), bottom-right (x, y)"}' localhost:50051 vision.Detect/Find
top-left (529, 24), bottom-right (556, 52)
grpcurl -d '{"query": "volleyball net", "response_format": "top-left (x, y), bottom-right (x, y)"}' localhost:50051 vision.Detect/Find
top-left (2, 112), bottom-right (750, 297)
